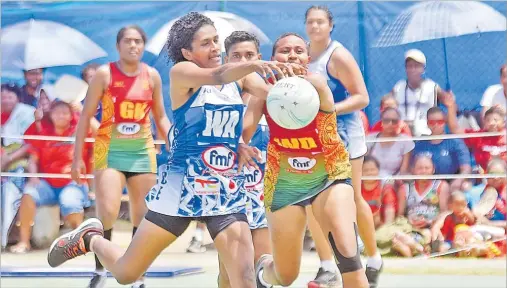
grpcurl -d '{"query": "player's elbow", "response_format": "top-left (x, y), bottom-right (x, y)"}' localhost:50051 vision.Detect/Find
top-left (359, 94), bottom-right (370, 109)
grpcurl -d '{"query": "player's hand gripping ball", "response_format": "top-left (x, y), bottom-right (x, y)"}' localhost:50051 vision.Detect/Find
top-left (266, 76), bottom-right (320, 130)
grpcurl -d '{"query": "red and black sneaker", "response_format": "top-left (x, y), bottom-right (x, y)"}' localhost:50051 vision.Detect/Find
top-left (47, 218), bottom-right (104, 268)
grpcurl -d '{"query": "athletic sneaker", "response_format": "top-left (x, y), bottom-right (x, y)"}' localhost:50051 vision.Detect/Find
top-left (186, 237), bottom-right (206, 253)
top-left (255, 254), bottom-right (273, 288)
top-left (131, 281), bottom-right (146, 288)
top-left (87, 273), bottom-right (106, 288)
top-left (365, 261), bottom-right (383, 288)
top-left (307, 268), bottom-right (341, 288)
top-left (47, 218), bottom-right (104, 268)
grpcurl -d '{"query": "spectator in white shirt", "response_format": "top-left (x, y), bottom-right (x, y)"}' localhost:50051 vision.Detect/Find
top-left (480, 64), bottom-right (506, 118)
top-left (391, 49), bottom-right (450, 136)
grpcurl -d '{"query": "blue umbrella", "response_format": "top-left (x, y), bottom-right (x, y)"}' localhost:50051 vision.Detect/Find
top-left (374, 1), bottom-right (506, 89)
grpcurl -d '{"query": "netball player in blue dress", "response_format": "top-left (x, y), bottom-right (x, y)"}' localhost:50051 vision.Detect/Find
top-left (46, 12), bottom-right (303, 288)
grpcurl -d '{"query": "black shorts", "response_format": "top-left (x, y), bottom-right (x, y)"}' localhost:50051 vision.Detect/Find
top-left (293, 178), bottom-right (352, 208)
top-left (145, 210), bottom-right (248, 240)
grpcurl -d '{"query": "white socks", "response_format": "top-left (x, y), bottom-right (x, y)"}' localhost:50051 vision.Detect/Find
top-left (194, 227), bottom-right (204, 242)
top-left (366, 252), bottom-right (383, 270)
top-left (320, 260), bottom-right (339, 273)
top-left (258, 269), bottom-right (271, 287)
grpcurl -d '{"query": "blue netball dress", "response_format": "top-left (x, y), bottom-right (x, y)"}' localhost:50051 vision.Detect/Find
top-left (244, 115), bottom-right (269, 230)
top-left (146, 83), bottom-right (247, 217)
top-left (308, 40), bottom-right (367, 159)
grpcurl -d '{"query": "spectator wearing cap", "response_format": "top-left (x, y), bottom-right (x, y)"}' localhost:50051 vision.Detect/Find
top-left (19, 68), bottom-right (44, 108)
top-left (391, 49), bottom-right (450, 136)
top-left (480, 64), bottom-right (507, 118)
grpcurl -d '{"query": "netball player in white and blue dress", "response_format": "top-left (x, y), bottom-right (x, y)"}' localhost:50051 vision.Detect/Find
top-left (47, 12), bottom-right (301, 288)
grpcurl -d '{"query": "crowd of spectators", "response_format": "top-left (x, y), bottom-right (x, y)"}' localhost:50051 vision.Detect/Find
top-left (1, 49), bottom-right (505, 258)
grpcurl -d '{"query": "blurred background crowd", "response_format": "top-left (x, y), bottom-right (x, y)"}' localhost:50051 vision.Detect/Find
top-left (1, 1), bottom-right (506, 259)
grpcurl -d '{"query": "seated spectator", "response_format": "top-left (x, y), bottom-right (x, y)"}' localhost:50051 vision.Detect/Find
top-left (9, 101), bottom-right (91, 253)
top-left (367, 108), bottom-right (414, 176)
top-left (431, 191), bottom-right (476, 254)
top-left (471, 159), bottom-right (506, 230)
top-left (1, 84), bottom-right (35, 171)
top-left (25, 85), bottom-right (56, 135)
top-left (480, 64), bottom-right (506, 118)
top-left (1, 84), bottom-right (36, 248)
top-left (361, 156), bottom-right (397, 228)
top-left (443, 94), bottom-right (506, 171)
top-left (392, 155), bottom-right (450, 257)
top-left (411, 107), bottom-right (472, 191)
top-left (391, 49), bottom-right (450, 136)
top-left (370, 93), bottom-right (412, 136)
top-left (19, 68), bottom-right (44, 108)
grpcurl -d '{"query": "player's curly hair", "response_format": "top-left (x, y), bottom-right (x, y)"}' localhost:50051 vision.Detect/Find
top-left (224, 31), bottom-right (260, 55)
top-left (167, 12), bottom-right (215, 64)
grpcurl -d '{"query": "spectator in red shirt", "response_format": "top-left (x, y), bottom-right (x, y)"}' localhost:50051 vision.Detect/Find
top-left (370, 93), bottom-right (412, 136)
top-left (361, 156), bottom-right (397, 228)
top-left (9, 101), bottom-right (91, 253)
top-left (24, 86), bottom-right (56, 135)
top-left (443, 94), bottom-right (506, 171)
top-left (431, 191), bottom-right (476, 253)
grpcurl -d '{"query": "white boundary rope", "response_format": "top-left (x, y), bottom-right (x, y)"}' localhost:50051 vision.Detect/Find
top-left (1, 132), bottom-right (505, 179)
top-left (2, 131), bottom-right (505, 144)
top-left (1, 172), bottom-right (505, 180)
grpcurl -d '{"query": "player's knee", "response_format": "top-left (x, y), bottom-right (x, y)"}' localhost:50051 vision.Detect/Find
top-left (276, 269), bottom-right (299, 287)
top-left (328, 227), bottom-right (363, 274)
top-left (115, 272), bottom-right (138, 285)
top-left (96, 202), bottom-right (120, 225)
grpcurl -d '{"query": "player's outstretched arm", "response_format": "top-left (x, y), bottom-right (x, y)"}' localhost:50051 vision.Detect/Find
top-left (171, 60), bottom-right (285, 91)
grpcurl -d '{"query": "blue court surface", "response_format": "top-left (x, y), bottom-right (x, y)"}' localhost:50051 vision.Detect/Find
top-left (0, 266), bottom-right (202, 278)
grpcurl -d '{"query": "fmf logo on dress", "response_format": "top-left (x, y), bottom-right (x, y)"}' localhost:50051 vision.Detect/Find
top-left (243, 166), bottom-right (263, 188)
top-left (287, 157), bottom-right (317, 174)
top-left (202, 146), bottom-right (236, 172)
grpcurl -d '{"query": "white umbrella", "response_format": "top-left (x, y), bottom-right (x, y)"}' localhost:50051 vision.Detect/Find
top-left (373, 1), bottom-right (506, 89)
top-left (374, 1), bottom-right (506, 47)
top-left (146, 11), bottom-right (271, 56)
top-left (1, 19), bottom-right (107, 71)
